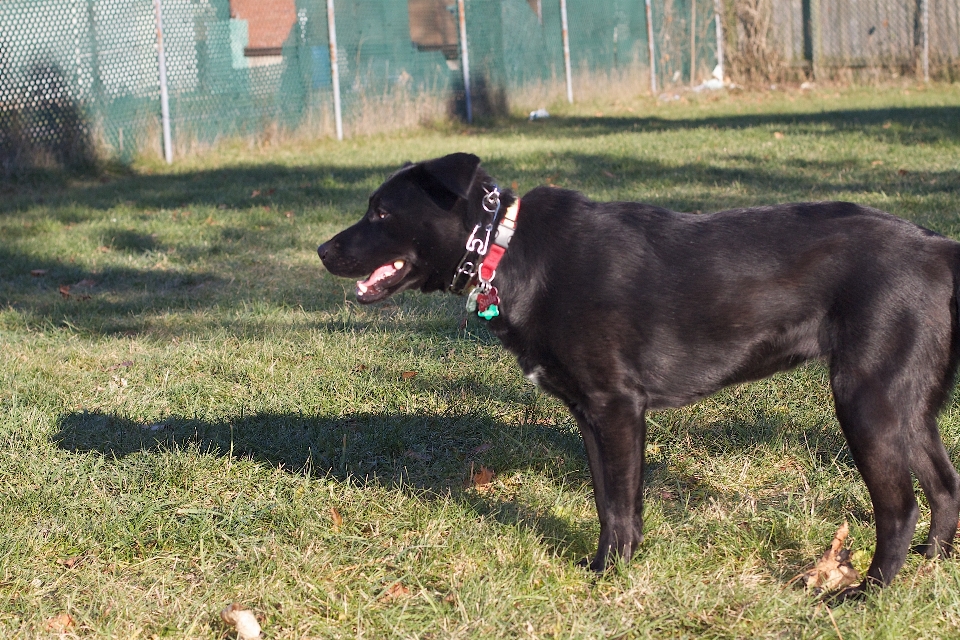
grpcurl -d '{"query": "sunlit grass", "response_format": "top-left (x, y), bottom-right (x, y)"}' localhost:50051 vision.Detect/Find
top-left (1, 81), bottom-right (959, 638)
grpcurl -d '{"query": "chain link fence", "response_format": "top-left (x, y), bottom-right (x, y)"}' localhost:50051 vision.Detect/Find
top-left (1, 0), bottom-right (957, 172)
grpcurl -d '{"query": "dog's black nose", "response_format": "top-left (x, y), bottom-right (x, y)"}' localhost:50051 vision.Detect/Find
top-left (317, 241), bottom-right (331, 261)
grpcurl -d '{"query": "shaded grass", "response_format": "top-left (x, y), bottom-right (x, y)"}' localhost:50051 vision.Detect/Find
top-left (2, 82), bottom-right (960, 638)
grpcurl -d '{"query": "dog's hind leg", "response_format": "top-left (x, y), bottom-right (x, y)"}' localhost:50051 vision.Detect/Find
top-left (570, 395), bottom-right (647, 572)
top-left (910, 414), bottom-right (960, 558)
top-left (831, 375), bottom-right (920, 587)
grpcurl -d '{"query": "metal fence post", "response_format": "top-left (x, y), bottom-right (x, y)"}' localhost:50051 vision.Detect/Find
top-left (809, 0), bottom-right (820, 80)
top-left (645, 0), bottom-right (657, 93)
top-left (690, 0), bottom-right (696, 85)
top-left (713, 0), bottom-right (724, 82)
top-left (922, 0), bottom-right (929, 82)
top-left (560, 0), bottom-right (573, 103)
top-left (457, 0), bottom-right (472, 122)
top-left (153, 0), bottom-right (173, 164)
top-left (327, 0), bottom-right (343, 140)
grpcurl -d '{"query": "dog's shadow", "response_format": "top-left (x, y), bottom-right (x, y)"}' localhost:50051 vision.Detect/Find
top-left (53, 407), bottom-right (601, 562)
top-left (53, 402), bottom-right (860, 566)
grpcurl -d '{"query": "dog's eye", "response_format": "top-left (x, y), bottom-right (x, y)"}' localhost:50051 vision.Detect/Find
top-left (373, 208), bottom-right (390, 220)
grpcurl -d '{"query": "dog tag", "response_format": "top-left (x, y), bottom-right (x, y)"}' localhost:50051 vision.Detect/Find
top-left (478, 304), bottom-right (500, 320)
top-left (465, 288), bottom-right (480, 312)
top-left (476, 287), bottom-right (500, 320)
top-left (476, 287), bottom-right (499, 312)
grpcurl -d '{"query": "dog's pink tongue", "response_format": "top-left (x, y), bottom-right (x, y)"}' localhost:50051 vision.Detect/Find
top-left (357, 263), bottom-right (397, 289)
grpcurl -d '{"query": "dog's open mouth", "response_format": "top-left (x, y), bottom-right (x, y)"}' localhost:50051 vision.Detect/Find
top-left (355, 259), bottom-right (412, 303)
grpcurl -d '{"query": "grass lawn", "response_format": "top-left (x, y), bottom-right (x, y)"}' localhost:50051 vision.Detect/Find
top-left (2, 82), bottom-right (960, 638)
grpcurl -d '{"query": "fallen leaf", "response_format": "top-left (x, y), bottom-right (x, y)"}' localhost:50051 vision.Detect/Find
top-left (59, 284), bottom-right (71, 298)
top-left (44, 613), bottom-right (74, 632)
top-left (469, 442), bottom-right (492, 455)
top-left (405, 450), bottom-right (432, 462)
top-left (470, 465), bottom-right (495, 488)
top-left (57, 556), bottom-right (80, 569)
top-left (882, 121), bottom-right (892, 129)
top-left (774, 131), bottom-right (785, 139)
top-left (330, 507), bottom-right (343, 530)
top-left (872, 160), bottom-right (884, 166)
top-left (602, 170), bottom-right (617, 179)
top-left (220, 603), bottom-right (262, 640)
top-left (284, 211), bottom-right (294, 218)
top-left (352, 364), bottom-right (368, 373)
top-left (30, 269), bottom-right (47, 277)
top-left (401, 371), bottom-right (417, 380)
top-left (97, 245), bottom-right (111, 252)
top-left (106, 360), bottom-right (134, 371)
top-left (511, 181), bottom-right (519, 191)
top-left (797, 521), bottom-right (861, 593)
top-left (898, 168), bottom-right (909, 176)
top-left (75, 279), bottom-right (97, 288)
top-left (250, 190), bottom-right (261, 198)
top-left (267, 188), bottom-right (276, 196)
top-left (381, 582), bottom-right (410, 601)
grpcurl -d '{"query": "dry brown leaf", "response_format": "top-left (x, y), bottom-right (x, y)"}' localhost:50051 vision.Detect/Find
top-left (57, 556), bottom-right (80, 569)
top-left (797, 521), bottom-right (861, 592)
top-left (470, 465), bottom-right (495, 488)
top-left (774, 131), bottom-right (785, 139)
top-left (250, 190), bottom-right (261, 198)
top-left (58, 284), bottom-right (71, 298)
top-left (469, 442), bottom-right (492, 455)
top-left (30, 269), bottom-right (47, 277)
top-left (405, 450), bottom-right (432, 462)
top-left (602, 170), bottom-right (617, 178)
top-left (898, 168), bottom-right (909, 176)
top-left (381, 582), bottom-right (410, 601)
top-left (872, 160), bottom-right (884, 166)
top-left (401, 371), bottom-right (417, 380)
top-left (330, 507), bottom-right (343, 530)
top-left (220, 603), bottom-right (262, 640)
top-left (44, 613), bottom-right (74, 632)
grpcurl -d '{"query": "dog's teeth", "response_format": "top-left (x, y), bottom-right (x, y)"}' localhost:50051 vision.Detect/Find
top-left (357, 282), bottom-right (368, 294)
top-left (393, 260), bottom-right (405, 269)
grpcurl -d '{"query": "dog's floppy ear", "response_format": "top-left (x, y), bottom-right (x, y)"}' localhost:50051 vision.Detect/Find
top-left (420, 153), bottom-right (481, 199)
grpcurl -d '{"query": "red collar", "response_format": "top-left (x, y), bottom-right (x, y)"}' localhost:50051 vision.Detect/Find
top-left (478, 197), bottom-right (520, 284)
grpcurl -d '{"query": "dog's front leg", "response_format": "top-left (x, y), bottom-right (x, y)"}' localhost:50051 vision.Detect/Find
top-left (571, 396), bottom-right (647, 571)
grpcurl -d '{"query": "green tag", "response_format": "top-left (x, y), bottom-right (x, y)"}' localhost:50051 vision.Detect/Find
top-left (478, 304), bottom-right (499, 320)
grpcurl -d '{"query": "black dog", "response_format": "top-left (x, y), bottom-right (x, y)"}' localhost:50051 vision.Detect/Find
top-left (318, 153), bottom-right (960, 595)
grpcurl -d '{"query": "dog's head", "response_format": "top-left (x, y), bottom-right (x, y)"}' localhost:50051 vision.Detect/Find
top-left (318, 153), bottom-right (488, 303)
